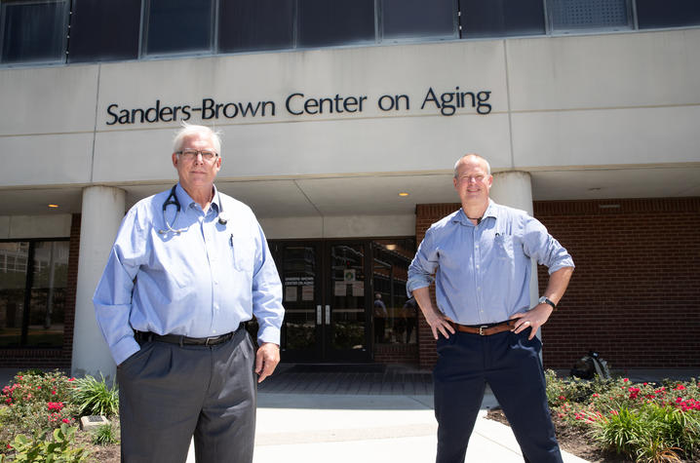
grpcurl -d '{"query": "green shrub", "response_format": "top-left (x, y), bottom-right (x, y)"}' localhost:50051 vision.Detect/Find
top-left (70, 375), bottom-right (119, 417)
top-left (545, 370), bottom-right (700, 462)
top-left (1, 424), bottom-right (90, 463)
top-left (90, 423), bottom-right (119, 446)
top-left (1, 371), bottom-right (78, 449)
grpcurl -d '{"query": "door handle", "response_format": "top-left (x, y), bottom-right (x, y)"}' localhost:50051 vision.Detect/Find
top-left (316, 305), bottom-right (322, 325)
top-left (325, 305), bottom-right (330, 325)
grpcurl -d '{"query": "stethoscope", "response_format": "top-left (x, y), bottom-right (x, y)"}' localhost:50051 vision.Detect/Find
top-left (158, 184), bottom-right (229, 235)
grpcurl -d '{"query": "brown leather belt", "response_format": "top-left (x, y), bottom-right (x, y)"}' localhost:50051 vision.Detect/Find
top-left (453, 319), bottom-right (516, 336)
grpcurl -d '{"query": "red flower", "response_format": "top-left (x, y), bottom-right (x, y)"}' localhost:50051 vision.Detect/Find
top-left (674, 384), bottom-right (686, 391)
top-left (47, 402), bottom-right (64, 412)
top-left (62, 418), bottom-right (70, 424)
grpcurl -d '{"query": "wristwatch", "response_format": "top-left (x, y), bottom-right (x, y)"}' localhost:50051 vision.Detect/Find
top-left (538, 296), bottom-right (557, 310)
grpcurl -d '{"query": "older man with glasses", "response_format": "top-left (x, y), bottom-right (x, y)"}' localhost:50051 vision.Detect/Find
top-left (94, 123), bottom-right (284, 463)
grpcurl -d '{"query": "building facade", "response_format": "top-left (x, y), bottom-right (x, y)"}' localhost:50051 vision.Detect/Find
top-left (1, 0), bottom-right (699, 378)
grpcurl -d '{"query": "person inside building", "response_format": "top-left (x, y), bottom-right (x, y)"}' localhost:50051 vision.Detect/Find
top-left (93, 123), bottom-right (284, 463)
top-left (407, 153), bottom-right (574, 463)
top-left (373, 292), bottom-right (388, 343)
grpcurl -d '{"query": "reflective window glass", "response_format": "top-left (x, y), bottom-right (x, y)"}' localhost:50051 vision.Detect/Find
top-left (68, 0), bottom-right (141, 63)
top-left (0, 241), bottom-right (68, 347)
top-left (1, 0), bottom-right (68, 64)
top-left (219, 0), bottom-right (294, 53)
top-left (0, 242), bottom-right (28, 347)
top-left (460, 0), bottom-right (545, 38)
top-left (372, 239), bottom-right (416, 345)
top-left (547, 0), bottom-right (632, 33)
top-left (382, 0), bottom-right (456, 41)
top-left (636, 0), bottom-right (700, 29)
top-left (298, 0), bottom-right (375, 48)
top-left (145, 0), bottom-right (214, 56)
top-left (27, 241), bottom-right (68, 347)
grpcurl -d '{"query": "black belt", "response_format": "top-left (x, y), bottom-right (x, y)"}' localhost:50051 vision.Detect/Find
top-left (135, 331), bottom-right (234, 346)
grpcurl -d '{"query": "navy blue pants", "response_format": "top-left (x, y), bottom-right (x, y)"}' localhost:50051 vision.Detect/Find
top-left (433, 329), bottom-right (562, 463)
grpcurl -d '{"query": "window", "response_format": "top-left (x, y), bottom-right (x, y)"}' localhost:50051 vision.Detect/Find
top-left (382, 0), bottom-right (457, 41)
top-left (0, 240), bottom-right (69, 347)
top-left (460, 0), bottom-right (545, 38)
top-left (547, 0), bottom-right (632, 33)
top-left (636, 0), bottom-right (700, 29)
top-left (297, 0), bottom-right (375, 48)
top-left (219, 0), bottom-right (294, 53)
top-left (372, 239), bottom-right (417, 345)
top-left (143, 0), bottom-right (215, 56)
top-left (68, 0), bottom-right (141, 63)
top-left (0, 0), bottom-right (69, 64)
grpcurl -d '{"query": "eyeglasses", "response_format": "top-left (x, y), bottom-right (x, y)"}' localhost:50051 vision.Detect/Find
top-left (176, 149), bottom-right (219, 162)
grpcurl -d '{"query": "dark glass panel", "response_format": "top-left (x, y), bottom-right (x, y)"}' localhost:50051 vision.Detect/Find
top-left (330, 244), bottom-right (366, 351)
top-left (280, 245), bottom-right (318, 351)
top-left (145, 0), bottom-right (213, 55)
top-left (547, 0), bottom-right (631, 32)
top-left (372, 239), bottom-right (416, 345)
top-left (460, 0), bottom-right (545, 38)
top-left (0, 242), bottom-right (29, 347)
top-left (68, 0), bottom-right (141, 63)
top-left (26, 242), bottom-right (68, 347)
top-left (636, 0), bottom-right (700, 29)
top-left (383, 0), bottom-right (456, 40)
top-left (1, 0), bottom-right (68, 64)
top-left (298, 0), bottom-right (375, 48)
top-left (219, 0), bottom-right (294, 53)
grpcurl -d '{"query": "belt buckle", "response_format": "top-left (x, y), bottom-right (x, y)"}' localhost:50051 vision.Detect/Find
top-left (479, 325), bottom-right (488, 336)
top-left (204, 336), bottom-right (219, 346)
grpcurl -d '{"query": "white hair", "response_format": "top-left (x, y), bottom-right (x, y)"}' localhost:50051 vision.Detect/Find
top-left (453, 153), bottom-right (491, 178)
top-left (173, 122), bottom-right (222, 155)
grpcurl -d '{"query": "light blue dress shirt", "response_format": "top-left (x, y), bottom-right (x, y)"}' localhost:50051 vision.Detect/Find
top-left (407, 200), bottom-right (574, 326)
top-left (93, 184), bottom-right (284, 365)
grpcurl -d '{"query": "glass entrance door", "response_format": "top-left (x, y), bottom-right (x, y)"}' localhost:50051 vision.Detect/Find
top-left (324, 242), bottom-right (370, 361)
top-left (273, 240), bottom-right (371, 362)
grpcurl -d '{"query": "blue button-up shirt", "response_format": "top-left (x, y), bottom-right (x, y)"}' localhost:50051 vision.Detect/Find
top-left (407, 200), bottom-right (574, 325)
top-left (93, 183), bottom-right (284, 365)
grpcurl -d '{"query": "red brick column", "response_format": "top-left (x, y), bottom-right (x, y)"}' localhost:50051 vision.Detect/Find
top-left (415, 204), bottom-right (460, 369)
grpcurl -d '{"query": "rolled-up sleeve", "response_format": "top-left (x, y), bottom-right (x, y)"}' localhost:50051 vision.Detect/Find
top-left (522, 216), bottom-right (575, 274)
top-left (407, 229), bottom-right (438, 296)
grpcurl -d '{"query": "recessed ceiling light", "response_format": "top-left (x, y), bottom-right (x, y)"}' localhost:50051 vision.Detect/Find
top-left (48, 204), bottom-right (59, 208)
top-left (398, 192), bottom-right (409, 197)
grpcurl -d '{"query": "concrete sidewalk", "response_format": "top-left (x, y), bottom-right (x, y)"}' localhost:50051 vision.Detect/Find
top-left (252, 393), bottom-right (589, 463)
top-left (184, 392), bottom-right (589, 463)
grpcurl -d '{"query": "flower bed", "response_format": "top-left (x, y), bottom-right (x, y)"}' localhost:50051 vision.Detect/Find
top-left (1, 370), bottom-right (119, 462)
top-left (545, 370), bottom-right (700, 462)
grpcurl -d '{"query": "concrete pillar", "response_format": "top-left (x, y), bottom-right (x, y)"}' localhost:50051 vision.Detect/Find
top-left (490, 171), bottom-right (540, 324)
top-left (71, 186), bottom-right (125, 381)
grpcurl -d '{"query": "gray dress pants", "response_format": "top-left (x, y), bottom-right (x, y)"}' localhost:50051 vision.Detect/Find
top-left (117, 327), bottom-right (256, 463)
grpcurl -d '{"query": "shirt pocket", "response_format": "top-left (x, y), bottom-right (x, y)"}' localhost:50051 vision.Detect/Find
top-left (494, 234), bottom-right (515, 260)
top-left (231, 236), bottom-right (256, 272)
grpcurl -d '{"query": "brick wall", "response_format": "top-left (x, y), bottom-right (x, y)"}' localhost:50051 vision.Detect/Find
top-left (535, 198), bottom-right (700, 370)
top-left (414, 198), bottom-right (700, 370)
top-left (0, 214), bottom-right (80, 369)
top-left (415, 204), bottom-right (461, 368)
top-left (374, 343), bottom-right (419, 364)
